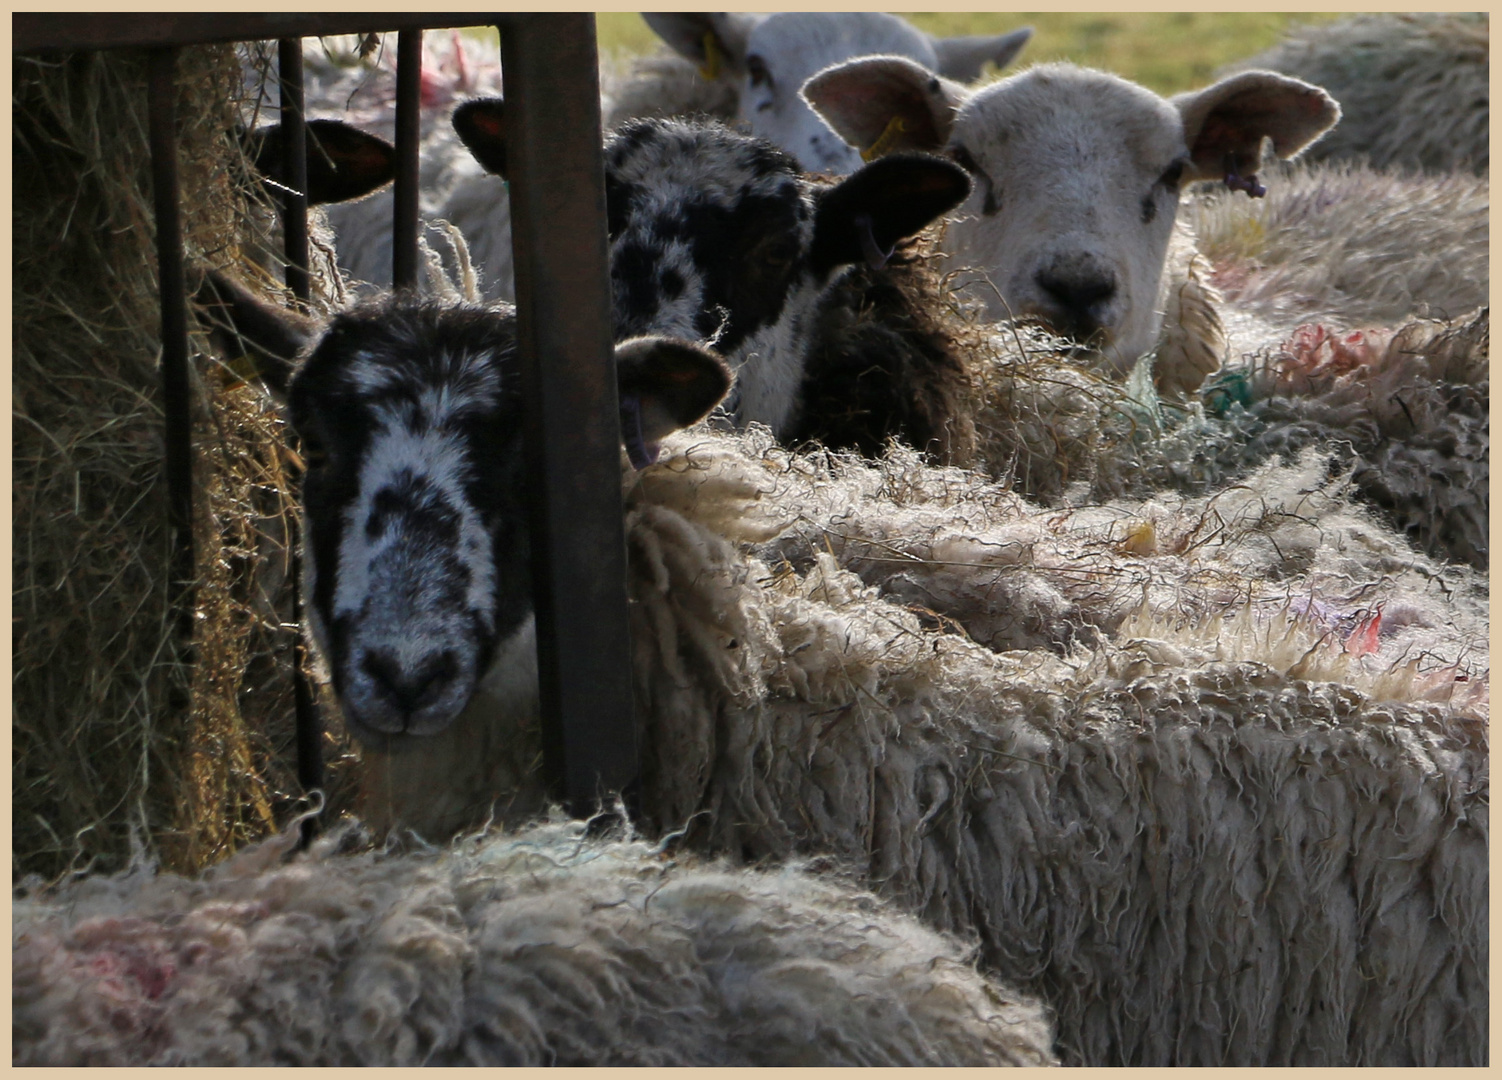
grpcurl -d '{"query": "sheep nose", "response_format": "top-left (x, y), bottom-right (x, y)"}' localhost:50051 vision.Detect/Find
top-left (1034, 264), bottom-right (1117, 340)
top-left (361, 648), bottom-right (459, 723)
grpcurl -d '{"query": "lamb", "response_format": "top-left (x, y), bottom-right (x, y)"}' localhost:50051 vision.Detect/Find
top-left (802, 57), bottom-right (1341, 395)
top-left (624, 13), bottom-right (1033, 174)
top-left (203, 269), bottom-right (1485, 1065)
top-left (1223, 12), bottom-right (1488, 175)
top-left (13, 818), bottom-right (1056, 1066)
top-left (454, 107), bottom-right (982, 464)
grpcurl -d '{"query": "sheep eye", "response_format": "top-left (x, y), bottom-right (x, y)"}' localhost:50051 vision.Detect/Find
top-left (1159, 157), bottom-right (1187, 191)
top-left (298, 434), bottom-right (328, 470)
top-left (950, 144), bottom-right (981, 176)
top-left (746, 54), bottom-right (772, 90)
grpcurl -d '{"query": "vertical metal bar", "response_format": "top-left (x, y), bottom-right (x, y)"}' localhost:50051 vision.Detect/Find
top-left (392, 29), bottom-right (422, 288)
top-left (277, 38), bottom-right (322, 836)
top-left (499, 13), bottom-right (639, 818)
top-left (147, 47), bottom-right (195, 637)
top-left (276, 39), bottom-right (309, 305)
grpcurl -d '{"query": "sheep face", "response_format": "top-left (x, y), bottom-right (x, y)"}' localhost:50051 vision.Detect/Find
top-left (452, 108), bottom-right (968, 442)
top-left (805, 59), bottom-right (1340, 380)
top-left (197, 274), bottom-right (730, 746)
top-left (642, 12), bottom-right (1032, 175)
top-left (600, 118), bottom-right (971, 437)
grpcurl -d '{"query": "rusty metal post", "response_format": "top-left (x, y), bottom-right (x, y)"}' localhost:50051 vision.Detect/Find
top-left (146, 47), bottom-right (195, 638)
top-left (276, 38), bottom-right (323, 831)
top-left (276, 39), bottom-right (309, 304)
top-left (392, 29), bottom-right (423, 288)
top-left (499, 14), bottom-right (639, 817)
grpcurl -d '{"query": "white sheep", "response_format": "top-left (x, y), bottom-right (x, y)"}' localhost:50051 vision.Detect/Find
top-left (627, 13), bottom-right (1032, 173)
top-left (356, 425), bottom-right (1487, 1066)
top-left (13, 818), bottom-right (1056, 1066)
top-left (1223, 12), bottom-right (1488, 174)
top-left (802, 57), bottom-right (1341, 395)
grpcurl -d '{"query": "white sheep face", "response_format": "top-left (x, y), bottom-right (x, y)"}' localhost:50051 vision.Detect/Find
top-left (944, 67), bottom-right (1189, 367)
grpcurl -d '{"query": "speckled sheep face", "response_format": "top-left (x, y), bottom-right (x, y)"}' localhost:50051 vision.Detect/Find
top-left (274, 296), bottom-right (730, 747)
top-left (604, 119), bottom-right (825, 434)
top-left (287, 302), bottom-right (531, 745)
top-left (601, 117), bottom-right (972, 438)
top-left (804, 59), bottom-right (1341, 375)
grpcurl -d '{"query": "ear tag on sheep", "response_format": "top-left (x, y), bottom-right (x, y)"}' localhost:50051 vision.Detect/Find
top-left (698, 31), bottom-right (721, 81)
top-left (1223, 152), bottom-right (1266, 198)
top-left (860, 115), bottom-right (908, 163)
top-left (855, 213), bottom-right (895, 270)
top-left (620, 393), bottom-right (661, 470)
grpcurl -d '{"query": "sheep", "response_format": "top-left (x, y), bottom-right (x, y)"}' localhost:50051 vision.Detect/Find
top-left (383, 424), bottom-right (1488, 1065)
top-left (1189, 157), bottom-right (1490, 335)
top-left (801, 57), bottom-right (1341, 396)
top-left (248, 18), bottom-right (1027, 304)
top-left (1222, 13), bottom-right (1488, 175)
top-left (201, 259), bottom-right (1484, 1064)
top-left (624, 13), bottom-right (1033, 174)
top-left (12, 818), bottom-right (1057, 1066)
top-left (240, 33), bottom-right (517, 301)
top-left (452, 107), bottom-right (980, 464)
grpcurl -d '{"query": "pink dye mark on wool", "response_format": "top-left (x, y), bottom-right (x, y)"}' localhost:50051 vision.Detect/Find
top-left (1343, 605), bottom-right (1383, 657)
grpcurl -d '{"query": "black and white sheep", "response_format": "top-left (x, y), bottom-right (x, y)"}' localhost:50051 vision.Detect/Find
top-left (453, 106), bottom-right (980, 464)
top-left (13, 819), bottom-right (1055, 1066)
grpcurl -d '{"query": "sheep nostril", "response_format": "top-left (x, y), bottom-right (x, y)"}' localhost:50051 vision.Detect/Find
top-left (1034, 266), bottom-right (1117, 337)
top-left (362, 649), bottom-right (458, 719)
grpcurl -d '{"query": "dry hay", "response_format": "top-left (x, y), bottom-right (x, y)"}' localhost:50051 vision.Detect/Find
top-left (12, 45), bottom-right (360, 882)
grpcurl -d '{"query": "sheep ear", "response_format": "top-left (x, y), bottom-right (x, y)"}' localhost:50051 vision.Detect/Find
top-left (615, 336), bottom-right (733, 469)
top-left (192, 269), bottom-right (318, 399)
top-left (802, 56), bottom-right (965, 160)
top-left (452, 97), bottom-right (508, 177)
top-left (641, 13), bottom-right (759, 78)
top-left (809, 153), bottom-right (971, 275)
top-left (249, 119), bottom-right (396, 205)
top-left (1175, 71), bottom-right (1341, 183)
top-left (928, 25), bottom-right (1032, 83)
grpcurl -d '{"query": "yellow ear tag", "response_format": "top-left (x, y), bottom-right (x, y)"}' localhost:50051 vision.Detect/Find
top-left (861, 115), bottom-right (908, 162)
top-left (698, 31), bottom-right (721, 81)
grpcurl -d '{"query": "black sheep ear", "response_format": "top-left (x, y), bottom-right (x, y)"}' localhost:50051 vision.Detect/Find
top-left (809, 153), bottom-right (971, 275)
top-left (248, 119), bottom-right (396, 205)
top-left (452, 97), bottom-right (509, 177)
top-left (614, 336), bottom-right (733, 469)
top-left (192, 268), bottom-right (319, 399)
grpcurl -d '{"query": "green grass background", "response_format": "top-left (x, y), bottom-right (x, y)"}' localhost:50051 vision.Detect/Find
top-left (591, 12), bottom-right (1349, 95)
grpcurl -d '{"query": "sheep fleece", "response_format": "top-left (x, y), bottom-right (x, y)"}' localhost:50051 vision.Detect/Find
top-left (11, 821), bottom-right (1056, 1067)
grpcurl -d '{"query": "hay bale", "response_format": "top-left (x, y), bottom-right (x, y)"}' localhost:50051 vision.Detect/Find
top-left (12, 45), bottom-right (359, 881)
top-left (12, 818), bottom-right (1056, 1066)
